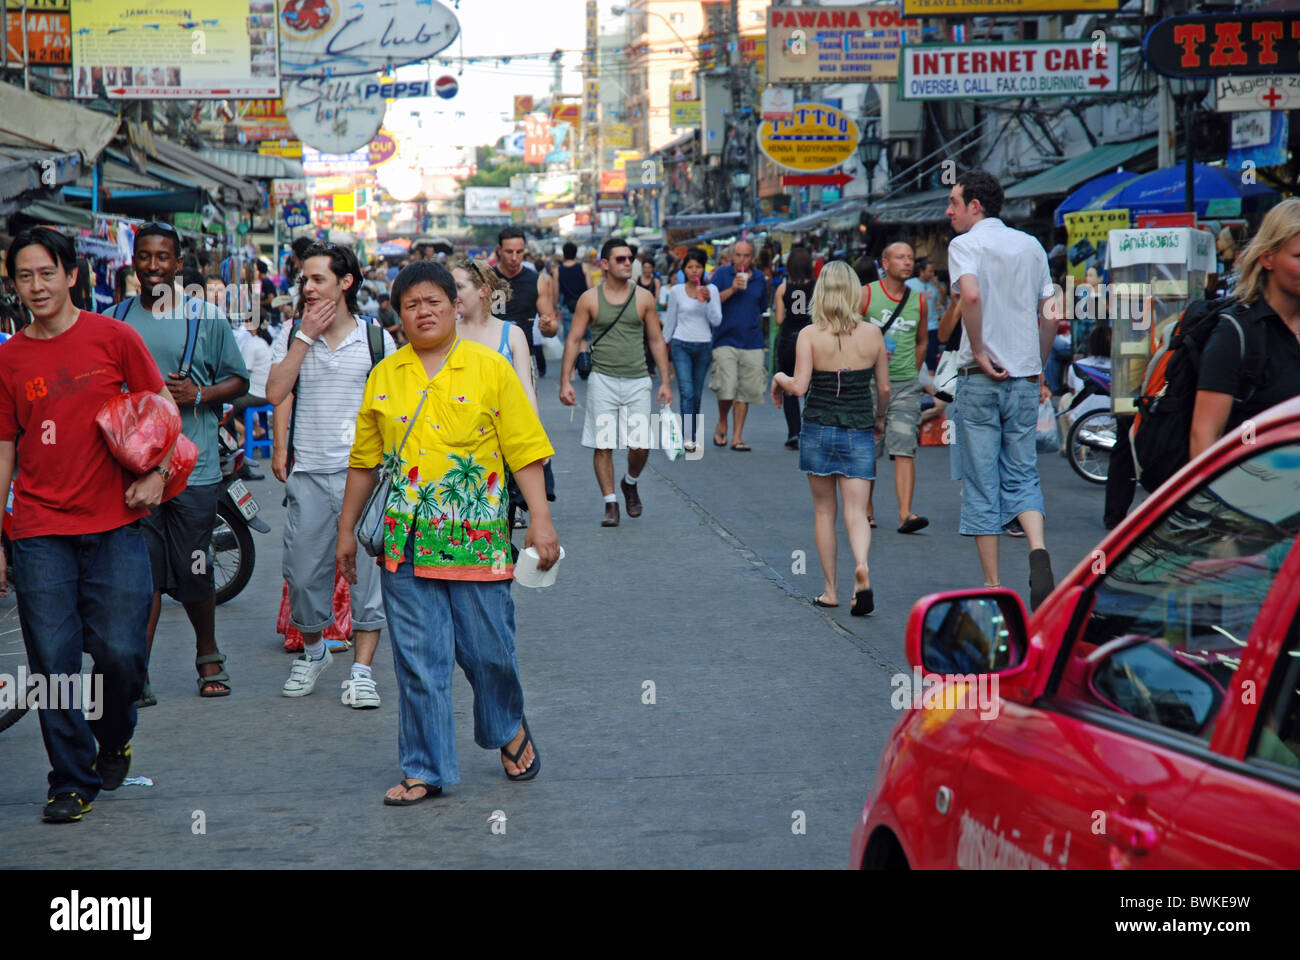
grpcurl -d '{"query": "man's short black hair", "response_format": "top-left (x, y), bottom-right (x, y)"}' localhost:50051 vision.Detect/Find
top-left (915, 257), bottom-right (931, 273)
top-left (134, 221), bottom-right (181, 258)
top-left (390, 260), bottom-right (458, 316)
top-left (600, 237), bottom-right (631, 262)
top-left (256, 260), bottom-right (268, 275)
top-left (378, 292), bottom-right (390, 303)
top-left (562, 241), bottom-right (577, 259)
top-left (498, 226), bottom-right (526, 248)
top-left (301, 242), bottom-right (363, 312)
top-left (6, 226), bottom-right (75, 278)
top-left (955, 170), bottom-right (1003, 219)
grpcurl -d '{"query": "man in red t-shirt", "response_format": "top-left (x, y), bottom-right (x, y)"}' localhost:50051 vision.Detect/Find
top-left (0, 227), bottom-right (176, 824)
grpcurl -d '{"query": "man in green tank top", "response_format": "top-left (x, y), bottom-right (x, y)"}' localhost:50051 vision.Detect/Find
top-left (860, 242), bottom-right (929, 534)
top-left (559, 238), bottom-right (672, 527)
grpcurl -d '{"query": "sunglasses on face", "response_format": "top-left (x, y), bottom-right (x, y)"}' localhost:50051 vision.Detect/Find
top-left (610, 255), bottom-right (633, 264)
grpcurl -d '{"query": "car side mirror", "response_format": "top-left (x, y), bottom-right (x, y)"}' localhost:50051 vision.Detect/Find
top-left (1088, 638), bottom-right (1224, 737)
top-left (905, 589), bottom-right (1029, 676)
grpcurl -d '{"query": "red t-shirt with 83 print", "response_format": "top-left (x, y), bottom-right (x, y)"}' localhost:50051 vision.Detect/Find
top-left (0, 311), bottom-right (165, 538)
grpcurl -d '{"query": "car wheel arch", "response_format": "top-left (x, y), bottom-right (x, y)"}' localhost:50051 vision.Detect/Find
top-left (861, 825), bottom-right (910, 870)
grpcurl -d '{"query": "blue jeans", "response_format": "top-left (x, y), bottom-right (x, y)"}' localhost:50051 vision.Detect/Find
top-left (671, 339), bottom-right (712, 443)
top-left (14, 523), bottom-right (151, 800)
top-left (954, 375), bottom-right (1045, 535)
top-left (1044, 335), bottom-right (1072, 394)
top-left (380, 550), bottom-right (524, 787)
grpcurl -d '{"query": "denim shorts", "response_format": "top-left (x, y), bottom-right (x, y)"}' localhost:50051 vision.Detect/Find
top-left (954, 374), bottom-right (1045, 535)
top-left (799, 420), bottom-right (875, 480)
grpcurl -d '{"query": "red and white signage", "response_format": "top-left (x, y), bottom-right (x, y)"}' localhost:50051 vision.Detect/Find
top-left (899, 41), bottom-right (1120, 100)
top-left (1214, 74), bottom-right (1300, 112)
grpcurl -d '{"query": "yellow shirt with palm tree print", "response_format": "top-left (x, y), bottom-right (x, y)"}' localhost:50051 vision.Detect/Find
top-left (349, 338), bottom-right (554, 580)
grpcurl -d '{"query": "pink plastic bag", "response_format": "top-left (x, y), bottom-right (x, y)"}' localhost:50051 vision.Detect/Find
top-left (95, 391), bottom-right (181, 474)
top-left (161, 434), bottom-right (197, 502)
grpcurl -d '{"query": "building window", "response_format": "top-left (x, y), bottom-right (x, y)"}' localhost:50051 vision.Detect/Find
top-left (669, 12), bottom-right (684, 25)
top-left (670, 70), bottom-right (684, 81)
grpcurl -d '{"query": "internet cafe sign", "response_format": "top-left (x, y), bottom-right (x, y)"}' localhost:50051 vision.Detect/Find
top-left (278, 0), bottom-right (460, 76)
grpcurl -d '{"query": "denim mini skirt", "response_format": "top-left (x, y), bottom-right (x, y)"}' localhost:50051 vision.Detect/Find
top-left (799, 420), bottom-right (875, 480)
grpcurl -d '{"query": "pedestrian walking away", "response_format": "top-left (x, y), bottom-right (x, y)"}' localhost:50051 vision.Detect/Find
top-left (336, 260), bottom-right (560, 804)
top-left (0, 227), bottom-right (177, 822)
top-left (559, 237), bottom-right (673, 527)
top-left (265, 242), bottom-right (397, 708)
top-left (116, 221), bottom-right (249, 703)
top-left (773, 245), bottom-right (815, 450)
top-left (861, 242), bottom-right (929, 535)
top-left (771, 261), bottom-right (891, 617)
top-left (452, 255), bottom-right (546, 551)
top-left (710, 240), bottom-right (769, 451)
top-left (662, 247), bottom-right (721, 452)
top-left (945, 170), bottom-right (1058, 608)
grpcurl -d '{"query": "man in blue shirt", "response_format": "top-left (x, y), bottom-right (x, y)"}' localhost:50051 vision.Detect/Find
top-left (906, 257), bottom-right (942, 371)
top-left (120, 222), bottom-right (248, 705)
top-left (710, 241), bottom-right (768, 451)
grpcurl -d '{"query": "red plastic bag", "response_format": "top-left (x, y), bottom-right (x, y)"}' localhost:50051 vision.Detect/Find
top-left (95, 391), bottom-right (181, 474)
top-left (162, 434), bottom-right (197, 501)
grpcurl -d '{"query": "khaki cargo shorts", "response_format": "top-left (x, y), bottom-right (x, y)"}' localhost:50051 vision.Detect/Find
top-left (709, 346), bottom-right (766, 404)
top-left (884, 376), bottom-right (924, 458)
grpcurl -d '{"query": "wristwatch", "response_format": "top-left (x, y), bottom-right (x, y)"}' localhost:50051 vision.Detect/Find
top-left (154, 464), bottom-right (171, 482)
top-left (194, 386), bottom-right (202, 407)
top-left (294, 330), bottom-right (315, 348)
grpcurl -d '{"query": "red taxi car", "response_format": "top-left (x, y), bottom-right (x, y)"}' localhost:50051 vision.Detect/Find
top-left (852, 396), bottom-right (1300, 869)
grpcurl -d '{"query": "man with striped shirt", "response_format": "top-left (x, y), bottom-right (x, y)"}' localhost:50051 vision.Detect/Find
top-left (267, 244), bottom-right (396, 707)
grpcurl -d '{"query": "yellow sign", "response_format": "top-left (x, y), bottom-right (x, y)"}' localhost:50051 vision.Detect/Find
top-left (669, 84), bottom-right (700, 129)
top-left (903, 0), bottom-right (1117, 12)
top-left (5, 0), bottom-right (66, 8)
top-left (332, 192), bottom-right (356, 215)
top-left (70, 0), bottom-right (279, 99)
top-left (605, 123), bottom-right (634, 149)
top-left (758, 103), bottom-right (859, 173)
top-left (1063, 209), bottom-right (1131, 283)
top-left (613, 150), bottom-right (642, 171)
top-left (259, 140), bottom-right (303, 159)
top-left (513, 95), bottom-right (534, 121)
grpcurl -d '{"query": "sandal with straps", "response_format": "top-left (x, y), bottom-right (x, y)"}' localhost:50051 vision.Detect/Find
top-left (195, 652), bottom-right (231, 698)
top-left (501, 716), bottom-right (541, 781)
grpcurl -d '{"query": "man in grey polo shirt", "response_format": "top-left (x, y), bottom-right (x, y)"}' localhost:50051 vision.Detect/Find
top-left (267, 243), bottom-right (396, 706)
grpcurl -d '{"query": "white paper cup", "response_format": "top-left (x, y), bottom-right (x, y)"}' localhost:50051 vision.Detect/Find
top-left (514, 545), bottom-right (565, 588)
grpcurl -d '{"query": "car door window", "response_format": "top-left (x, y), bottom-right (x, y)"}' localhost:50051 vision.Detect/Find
top-left (1249, 617), bottom-right (1300, 773)
top-left (1058, 442), bottom-right (1300, 740)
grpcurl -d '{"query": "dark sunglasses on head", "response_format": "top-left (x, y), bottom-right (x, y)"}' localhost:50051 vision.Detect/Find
top-left (139, 220), bottom-right (180, 238)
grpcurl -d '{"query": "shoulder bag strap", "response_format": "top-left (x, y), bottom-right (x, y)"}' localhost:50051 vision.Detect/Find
top-left (879, 283), bottom-right (912, 336)
top-left (178, 296), bottom-right (203, 381)
top-left (110, 296), bottom-right (136, 321)
top-left (590, 287), bottom-right (636, 351)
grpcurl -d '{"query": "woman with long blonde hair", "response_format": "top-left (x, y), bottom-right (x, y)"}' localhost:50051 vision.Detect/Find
top-left (1189, 198), bottom-right (1300, 459)
top-left (771, 260), bottom-right (892, 615)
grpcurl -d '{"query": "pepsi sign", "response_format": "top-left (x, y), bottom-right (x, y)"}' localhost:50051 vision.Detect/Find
top-left (435, 75), bottom-right (458, 99)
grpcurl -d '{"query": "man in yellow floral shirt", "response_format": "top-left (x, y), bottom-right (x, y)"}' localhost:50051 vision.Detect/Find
top-left (338, 261), bottom-right (559, 806)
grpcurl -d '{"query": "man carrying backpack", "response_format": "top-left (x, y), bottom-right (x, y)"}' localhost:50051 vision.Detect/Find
top-left (266, 243), bottom-right (396, 707)
top-left (117, 221), bottom-right (249, 704)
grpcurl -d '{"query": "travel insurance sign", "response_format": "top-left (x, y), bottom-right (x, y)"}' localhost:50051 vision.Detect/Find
top-left (899, 40), bottom-right (1120, 100)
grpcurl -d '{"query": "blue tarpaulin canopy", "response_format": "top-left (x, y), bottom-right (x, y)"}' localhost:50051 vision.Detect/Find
top-left (1057, 164), bottom-right (1276, 223)
top-left (1054, 171), bottom-right (1142, 226)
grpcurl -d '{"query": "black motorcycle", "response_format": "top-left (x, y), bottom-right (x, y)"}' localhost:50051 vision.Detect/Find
top-left (214, 424), bottom-right (270, 604)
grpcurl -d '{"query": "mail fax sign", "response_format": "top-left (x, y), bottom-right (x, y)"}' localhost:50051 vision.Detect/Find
top-left (900, 41), bottom-right (1120, 100)
top-left (758, 103), bottom-right (859, 172)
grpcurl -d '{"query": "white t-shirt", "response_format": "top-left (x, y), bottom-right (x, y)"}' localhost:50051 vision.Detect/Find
top-left (270, 315), bottom-right (397, 473)
top-left (663, 283), bottom-right (722, 343)
top-left (241, 335), bottom-right (273, 399)
top-left (948, 217), bottom-right (1054, 377)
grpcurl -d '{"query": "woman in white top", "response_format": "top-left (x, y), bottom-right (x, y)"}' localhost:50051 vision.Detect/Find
top-left (662, 247), bottom-right (722, 452)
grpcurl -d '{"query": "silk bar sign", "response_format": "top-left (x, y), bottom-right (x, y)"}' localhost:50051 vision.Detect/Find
top-left (1143, 12), bottom-right (1300, 78)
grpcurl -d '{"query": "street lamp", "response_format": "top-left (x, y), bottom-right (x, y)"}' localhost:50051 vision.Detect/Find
top-left (857, 121), bottom-right (885, 198)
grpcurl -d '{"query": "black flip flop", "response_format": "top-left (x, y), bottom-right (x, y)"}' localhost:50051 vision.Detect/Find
top-left (898, 515), bottom-right (930, 534)
top-left (383, 778), bottom-right (442, 806)
top-left (502, 717), bottom-right (541, 781)
top-left (851, 589), bottom-right (874, 616)
top-left (730, 442), bottom-right (751, 451)
top-left (867, 515), bottom-right (877, 528)
top-left (713, 430), bottom-right (728, 447)
top-left (813, 595), bottom-right (838, 608)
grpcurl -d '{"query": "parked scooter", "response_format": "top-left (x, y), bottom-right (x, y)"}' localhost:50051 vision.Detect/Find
top-left (214, 424), bottom-right (269, 604)
top-left (1060, 360), bottom-right (1115, 485)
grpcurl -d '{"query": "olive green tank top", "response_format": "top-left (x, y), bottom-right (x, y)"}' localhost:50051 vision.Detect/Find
top-left (592, 285), bottom-right (649, 379)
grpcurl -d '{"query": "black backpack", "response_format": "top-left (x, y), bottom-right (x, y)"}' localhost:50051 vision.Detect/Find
top-left (1130, 296), bottom-right (1267, 493)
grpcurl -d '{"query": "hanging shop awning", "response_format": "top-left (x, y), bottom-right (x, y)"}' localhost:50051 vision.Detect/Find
top-left (866, 188), bottom-right (951, 225)
top-left (1004, 137), bottom-right (1157, 201)
top-left (0, 148), bottom-right (84, 215)
top-left (14, 199), bottom-right (96, 229)
top-left (152, 139), bottom-right (261, 208)
top-left (200, 148), bottom-right (305, 181)
top-left (0, 83), bottom-right (119, 166)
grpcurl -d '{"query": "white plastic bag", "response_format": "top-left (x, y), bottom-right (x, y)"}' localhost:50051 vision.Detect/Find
top-left (1036, 398), bottom-right (1057, 453)
top-left (542, 334), bottom-right (564, 361)
top-left (659, 403), bottom-right (684, 461)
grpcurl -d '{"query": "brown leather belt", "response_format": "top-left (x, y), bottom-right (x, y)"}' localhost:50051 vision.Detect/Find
top-left (957, 365), bottom-right (1039, 381)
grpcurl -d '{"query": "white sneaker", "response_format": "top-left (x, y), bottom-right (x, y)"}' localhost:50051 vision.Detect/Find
top-left (341, 674), bottom-right (380, 709)
top-left (282, 650), bottom-right (332, 697)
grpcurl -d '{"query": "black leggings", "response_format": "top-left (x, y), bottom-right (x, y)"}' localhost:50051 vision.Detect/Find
top-left (777, 336), bottom-right (801, 440)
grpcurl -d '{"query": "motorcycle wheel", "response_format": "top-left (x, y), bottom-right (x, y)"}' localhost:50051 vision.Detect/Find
top-left (1066, 408), bottom-right (1115, 485)
top-left (213, 499), bottom-right (255, 605)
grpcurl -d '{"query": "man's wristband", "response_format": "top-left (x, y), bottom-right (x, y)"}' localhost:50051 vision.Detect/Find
top-left (194, 386), bottom-right (202, 407)
top-left (294, 330), bottom-right (315, 348)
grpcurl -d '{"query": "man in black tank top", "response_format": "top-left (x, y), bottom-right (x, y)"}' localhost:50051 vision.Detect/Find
top-left (492, 227), bottom-right (558, 374)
